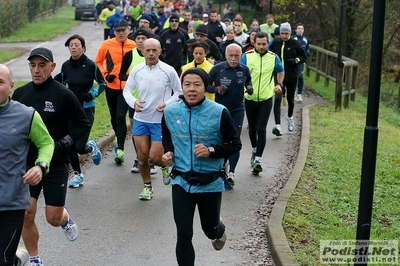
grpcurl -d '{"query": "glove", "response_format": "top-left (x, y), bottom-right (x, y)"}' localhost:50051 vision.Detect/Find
top-left (245, 85), bottom-right (253, 95)
top-left (54, 138), bottom-right (70, 156)
top-left (215, 85), bottom-right (227, 95)
top-left (105, 74), bottom-right (116, 83)
top-left (82, 93), bottom-right (95, 102)
top-left (288, 58), bottom-right (300, 65)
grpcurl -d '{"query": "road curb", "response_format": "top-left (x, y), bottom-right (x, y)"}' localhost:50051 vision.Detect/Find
top-left (265, 105), bottom-right (312, 266)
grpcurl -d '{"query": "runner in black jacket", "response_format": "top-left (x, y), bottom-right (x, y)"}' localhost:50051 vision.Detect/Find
top-left (158, 13), bottom-right (189, 75)
top-left (12, 47), bottom-right (90, 266)
top-left (269, 22), bottom-right (307, 133)
top-left (54, 34), bottom-right (106, 188)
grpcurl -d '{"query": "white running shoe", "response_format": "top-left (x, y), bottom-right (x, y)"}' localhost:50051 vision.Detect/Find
top-left (61, 208), bottom-right (78, 241)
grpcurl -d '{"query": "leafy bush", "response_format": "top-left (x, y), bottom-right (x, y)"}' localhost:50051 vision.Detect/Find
top-left (0, 0), bottom-right (67, 38)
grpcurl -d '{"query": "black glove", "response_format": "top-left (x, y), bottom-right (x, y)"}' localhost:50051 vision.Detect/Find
top-left (105, 74), bottom-right (116, 83)
top-left (54, 138), bottom-right (70, 157)
top-left (288, 58), bottom-right (300, 65)
top-left (82, 93), bottom-right (95, 102)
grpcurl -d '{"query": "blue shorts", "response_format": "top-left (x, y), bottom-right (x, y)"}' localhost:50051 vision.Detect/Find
top-left (132, 119), bottom-right (162, 142)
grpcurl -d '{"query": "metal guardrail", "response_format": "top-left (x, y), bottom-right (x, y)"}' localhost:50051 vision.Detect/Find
top-left (305, 44), bottom-right (359, 110)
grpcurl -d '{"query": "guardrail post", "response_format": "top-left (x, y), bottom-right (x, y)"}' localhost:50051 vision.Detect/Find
top-left (315, 51), bottom-right (320, 82)
top-left (336, 65), bottom-right (343, 111)
top-left (351, 66), bottom-right (358, 102)
top-left (324, 54), bottom-right (331, 87)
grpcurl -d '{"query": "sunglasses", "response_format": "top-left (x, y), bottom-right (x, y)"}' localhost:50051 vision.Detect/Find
top-left (170, 19), bottom-right (179, 23)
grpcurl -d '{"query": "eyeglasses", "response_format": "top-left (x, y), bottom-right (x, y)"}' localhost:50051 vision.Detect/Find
top-left (170, 19), bottom-right (179, 23)
top-left (139, 20), bottom-right (150, 23)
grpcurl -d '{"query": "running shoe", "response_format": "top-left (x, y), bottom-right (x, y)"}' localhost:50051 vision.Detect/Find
top-left (150, 160), bottom-right (158, 175)
top-left (15, 245), bottom-right (29, 266)
top-left (29, 258), bottom-right (44, 266)
top-left (131, 159), bottom-right (140, 173)
top-left (286, 113), bottom-right (294, 132)
top-left (250, 152), bottom-right (256, 167)
top-left (161, 166), bottom-right (170, 185)
top-left (87, 140), bottom-right (102, 165)
top-left (226, 172), bottom-right (235, 187)
top-left (211, 216), bottom-right (227, 251)
top-left (115, 149), bottom-right (125, 164)
top-left (139, 184), bottom-right (153, 200)
top-left (68, 171), bottom-right (84, 188)
top-left (113, 141), bottom-right (118, 154)
top-left (252, 159), bottom-right (263, 174)
top-left (272, 124), bottom-right (283, 136)
top-left (61, 207), bottom-right (78, 241)
top-left (296, 94), bottom-right (303, 103)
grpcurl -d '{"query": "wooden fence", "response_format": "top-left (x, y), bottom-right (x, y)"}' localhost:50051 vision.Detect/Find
top-left (305, 44), bottom-right (359, 110)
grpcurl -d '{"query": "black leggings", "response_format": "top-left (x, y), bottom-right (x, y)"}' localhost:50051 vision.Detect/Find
top-left (0, 210), bottom-right (24, 266)
top-left (284, 77), bottom-right (298, 117)
top-left (69, 107), bottom-right (95, 173)
top-left (245, 98), bottom-right (273, 157)
top-left (273, 92), bottom-right (282, 125)
top-left (172, 185), bottom-right (225, 266)
top-left (105, 88), bottom-right (128, 151)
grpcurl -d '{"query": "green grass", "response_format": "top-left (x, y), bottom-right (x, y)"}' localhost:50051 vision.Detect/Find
top-left (1, 7), bottom-right (80, 42)
top-left (283, 73), bottom-right (400, 265)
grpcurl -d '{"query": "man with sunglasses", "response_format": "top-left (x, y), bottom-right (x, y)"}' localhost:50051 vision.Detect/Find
top-left (158, 13), bottom-right (189, 76)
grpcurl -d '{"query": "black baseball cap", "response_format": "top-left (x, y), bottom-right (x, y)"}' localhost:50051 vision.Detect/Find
top-left (27, 47), bottom-right (54, 62)
top-left (113, 19), bottom-right (129, 30)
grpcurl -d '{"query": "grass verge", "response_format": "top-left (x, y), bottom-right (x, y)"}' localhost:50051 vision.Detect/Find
top-left (1, 7), bottom-right (79, 42)
top-left (283, 73), bottom-right (400, 265)
top-left (0, 7), bottom-right (79, 63)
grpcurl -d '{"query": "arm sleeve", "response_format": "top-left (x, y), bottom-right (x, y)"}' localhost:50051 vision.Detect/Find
top-left (161, 115), bottom-right (174, 153)
top-left (29, 111), bottom-right (54, 167)
top-left (119, 51), bottom-right (132, 81)
top-left (95, 45), bottom-right (107, 76)
top-left (181, 44), bottom-right (188, 66)
top-left (240, 54), bottom-right (247, 65)
top-left (94, 62), bottom-right (106, 96)
top-left (206, 66), bottom-right (218, 93)
top-left (274, 54), bottom-right (284, 73)
top-left (210, 43), bottom-right (223, 63)
top-left (297, 42), bottom-right (308, 64)
top-left (244, 65), bottom-right (252, 87)
top-left (210, 109), bottom-right (242, 158)
top-left (66, 91), bottom-right (91, 143)
top-left (123, 70), bottom-right (138, 108)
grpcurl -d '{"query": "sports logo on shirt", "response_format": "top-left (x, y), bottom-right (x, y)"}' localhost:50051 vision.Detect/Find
top-left (44, 101), bottom-right (55, 112)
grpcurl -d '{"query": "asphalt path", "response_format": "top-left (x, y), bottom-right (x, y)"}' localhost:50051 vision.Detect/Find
top-left (4, 21), bottom-right (308, 265)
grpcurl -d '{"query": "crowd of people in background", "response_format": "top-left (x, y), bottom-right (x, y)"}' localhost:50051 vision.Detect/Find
top-left (2, 1), bottom-right (311, 265)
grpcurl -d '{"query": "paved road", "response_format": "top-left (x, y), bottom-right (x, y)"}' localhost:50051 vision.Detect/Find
top-left (4, 21), bottom-right (311, 265)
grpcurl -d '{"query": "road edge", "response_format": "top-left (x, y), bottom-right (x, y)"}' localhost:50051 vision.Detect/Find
top-left (265, 104), bottom-right (312, 266)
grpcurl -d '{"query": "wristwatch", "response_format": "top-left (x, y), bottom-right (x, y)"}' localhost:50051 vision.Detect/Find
top-left (208, 147), bottom-right (215, 155)
top-left (36, 162), bottom-right (48, 174)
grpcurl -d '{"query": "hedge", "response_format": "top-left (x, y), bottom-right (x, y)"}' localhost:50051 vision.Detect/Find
top-left (0, 0), bottom-right (68, 38)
